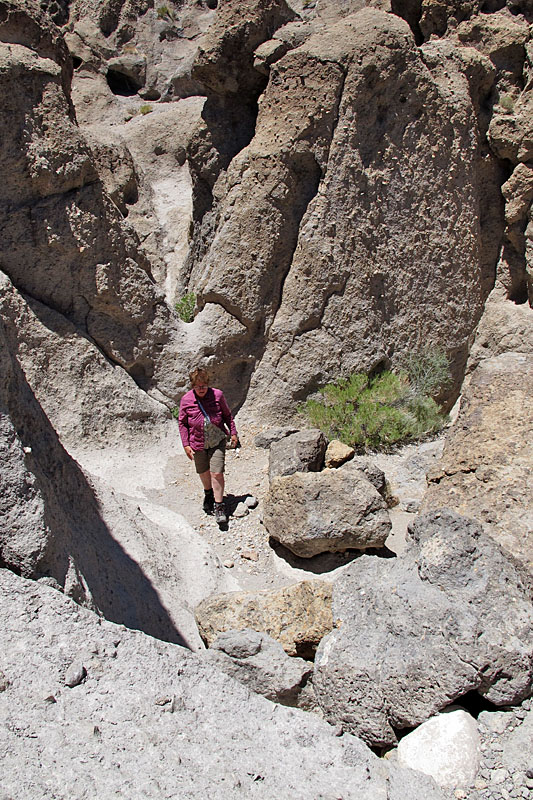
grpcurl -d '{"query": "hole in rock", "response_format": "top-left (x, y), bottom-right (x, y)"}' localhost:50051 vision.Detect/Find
top-left (71, 56), bottom-right (83, 70)
top-left (128, 361), bottom-right (151, 390)
top-left (454, 690), bottom-right (501, 719)
top-left (123, 184), bottom-right (139, 206)
top-left (509, 284), bottom-right (529, 305)
top-left (106, 69), bottom-right (142, 97)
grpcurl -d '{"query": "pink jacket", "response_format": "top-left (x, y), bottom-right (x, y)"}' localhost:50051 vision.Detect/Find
top-left (178, 387), bottom-right (238, 451)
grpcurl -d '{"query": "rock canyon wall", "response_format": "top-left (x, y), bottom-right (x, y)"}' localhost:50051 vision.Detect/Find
top-left (1, 0), bottom-right (533, 796)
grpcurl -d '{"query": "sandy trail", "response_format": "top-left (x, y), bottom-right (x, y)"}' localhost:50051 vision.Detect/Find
top-left (72, 419), bottom-right (444, 595)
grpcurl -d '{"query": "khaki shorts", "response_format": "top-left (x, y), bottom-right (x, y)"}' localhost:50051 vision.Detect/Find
top-left (193, 440), bottom-right (226, 474)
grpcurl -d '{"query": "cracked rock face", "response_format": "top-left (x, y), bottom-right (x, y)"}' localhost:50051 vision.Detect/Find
top-left (313, 510), bottom-right (533, 748)
top-left (221, 8), bottom-right (493, 419)
top-left (422, 351), bottom-right (533, 574)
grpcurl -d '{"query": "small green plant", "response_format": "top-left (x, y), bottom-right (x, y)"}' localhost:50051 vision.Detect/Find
top-left (298, 349), bottom-right (450, 452)
top-left (157, 4), bottom-right (175, 20)
top-left (139, 103), bottom-right (153, 115)
top-left (170, 406), bottom-right (179, 420)
top-left (499, 95), bottom-right (514, 113)
top-left (175, 292), bottom-right (196, 323)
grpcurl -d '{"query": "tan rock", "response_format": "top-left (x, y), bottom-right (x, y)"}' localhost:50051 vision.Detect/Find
top-left (195, 580), bottom-right (333, 658)
top-left (422, 352), bottom-right (533, 574)
top-left (324, 440), bottom-right (355, 468)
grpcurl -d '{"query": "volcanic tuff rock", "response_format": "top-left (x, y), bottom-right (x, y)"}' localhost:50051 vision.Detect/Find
top-left (195, 579), bottom-right (333, 659)
top-left (396, 708), bottom-right (482, 789)
top-left (422, 352), bottom-right (533, 573)
top-left (0, 568), bottom-right (448, 800)
top-left (203, 628), bottom-right (314, 708)
top-left (222, 7), bottom-right (498, 419)
top-left (313, 510), bottom-right (533, 747)
top-left (264, 468), bottom-right (391, 557)
top-left (268, 427), bottom-right (328, 481)
top-left (0, 0), bottom-right (189, 401)
top-left (0, 300), bottom-right (236, 648)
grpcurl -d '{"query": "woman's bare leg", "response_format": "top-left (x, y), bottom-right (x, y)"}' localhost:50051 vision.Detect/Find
top-left (198, 470), bottom-right (212, 491)
top-left (211, 472), bottom-right (225, 503)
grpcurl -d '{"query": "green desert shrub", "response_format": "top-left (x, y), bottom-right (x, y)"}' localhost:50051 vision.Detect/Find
top-left (299, 349), bottom-right (450, 452)
top-left (139, 103), bottom-right (153, 115)
top-left (499, 94), bottom-right (514, 113)
top-left (175, 292), bottom-right (196, 323)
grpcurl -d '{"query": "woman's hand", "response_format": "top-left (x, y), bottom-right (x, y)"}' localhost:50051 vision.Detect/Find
top-left (184, 446), bottom-right (194, 460)
top-left (230, 435), bottom-right (239, 449)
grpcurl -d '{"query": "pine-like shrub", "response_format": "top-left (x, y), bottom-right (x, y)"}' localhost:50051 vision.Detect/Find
top-left (299, 350), bottom-right (450, 452)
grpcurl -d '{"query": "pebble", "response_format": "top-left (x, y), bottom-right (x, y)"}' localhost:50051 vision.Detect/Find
top-left (223, 560), bottom-right (234, 569)
top-left (492, 769), bottom-right (508, 785)
top-left (233, 502), bottom-right (249, 519)
top-left (64, 661), bottom-right (86, 688)
top-left (241, 550), bottom-right (259, 562)
top-left (244, 495), bottom-right (258, 509)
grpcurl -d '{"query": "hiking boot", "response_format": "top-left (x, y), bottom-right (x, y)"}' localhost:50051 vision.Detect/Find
top-left (203, 489), bottom-right (214, 515)
top-left (214, 501), bottom-right (227, 525)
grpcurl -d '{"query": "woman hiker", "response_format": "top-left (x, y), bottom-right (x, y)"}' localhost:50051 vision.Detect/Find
top-left (178, 367), bottom-right (238, 525)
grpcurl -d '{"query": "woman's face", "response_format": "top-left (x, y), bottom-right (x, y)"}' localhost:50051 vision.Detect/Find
top-left (193, 379), bottom-right (208, 398)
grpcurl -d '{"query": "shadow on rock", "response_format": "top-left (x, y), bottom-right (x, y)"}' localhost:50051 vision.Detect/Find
top-left (0, 320), bottom-right (189, 648)
top-left (269, 537), bottom-right (396, 574)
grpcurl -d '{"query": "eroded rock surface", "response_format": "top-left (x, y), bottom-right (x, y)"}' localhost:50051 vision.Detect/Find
top-left (195, 580), bottom-right (333, 658)
top-left (0, 568), bottom-right (448, 800)
top-left (203, 628), bottom-right (314, 708)
top-left (313, 510), bottom-right (533, 747)
top-left (264, 468), bottom-right (391, 557)
top-left (422, 352), bottom-right (533, 573)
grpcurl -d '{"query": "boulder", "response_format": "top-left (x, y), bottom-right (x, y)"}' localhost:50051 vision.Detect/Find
top-left (268, 428), bottom-right (328, 481)
top-left (264, 469), bottom-right (391, 558)
top-left (313, 510), bottom-right (533, 747)
top-left (254, 426), bottom-right (299, 449)
top-left (195, 580), bottom-right (333, 659)
top-left (203, 629), bottom-right (314, 708)
top-left (0, 568), bottom-right (448, 800)
top-left (397, 708), bottom-right (481, 788)
top-left (340, 456), bottom-right (388, 498)
top-left (422, 352), bottom-right (533, 574)
top-left (324, 439), bottom-right (355, 468)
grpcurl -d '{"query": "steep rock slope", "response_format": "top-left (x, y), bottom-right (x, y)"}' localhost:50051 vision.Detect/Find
top-left (0, 567), bottom-right (448, 800)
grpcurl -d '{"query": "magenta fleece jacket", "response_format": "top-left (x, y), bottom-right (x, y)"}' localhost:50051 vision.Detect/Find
top-left (178, 387), bottom-right (238, 451)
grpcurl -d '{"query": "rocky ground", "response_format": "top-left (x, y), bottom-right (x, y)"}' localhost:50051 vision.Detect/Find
top-left (69, 419), bottom-right (533, 799)
top-left (72, 421), bottom-right (442, 595)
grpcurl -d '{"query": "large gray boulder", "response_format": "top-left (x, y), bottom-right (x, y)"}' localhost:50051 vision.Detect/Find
top-left (203, 628), bottom-right (314, 708)
top-left (268, 428), bottom-right (328, 482)
top-left (0, 568), bottom-right (448, 800)
top-left (313, 510), bottom-right (533, 747)
top-left (264, 468), bottom-right (391, 557)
